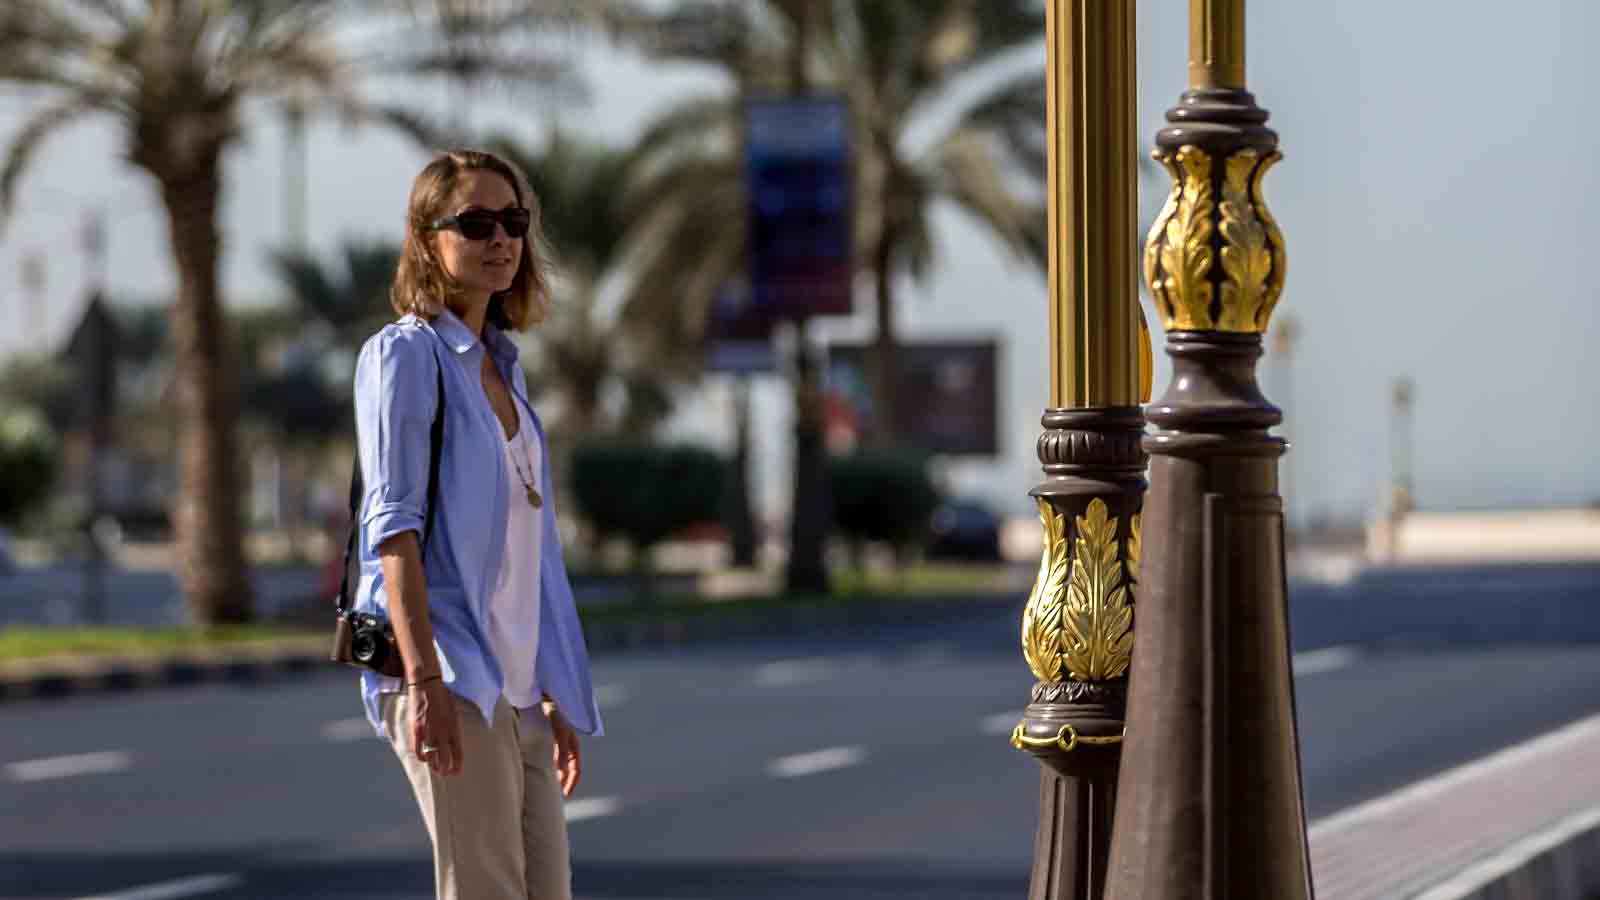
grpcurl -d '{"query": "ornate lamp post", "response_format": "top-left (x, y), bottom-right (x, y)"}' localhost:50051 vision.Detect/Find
top-left (1011, 2), bottom-right (1148, 898)
top-left (1104, 1), bottom-right (1314, 898)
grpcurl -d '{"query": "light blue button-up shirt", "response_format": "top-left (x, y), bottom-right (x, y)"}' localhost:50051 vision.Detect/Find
top-left (352, 309), bottom-right (603, 738)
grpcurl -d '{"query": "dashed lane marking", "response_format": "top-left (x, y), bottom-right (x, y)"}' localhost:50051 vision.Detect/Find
top-left (72, 872), bottom-right (243, 900)
top-left (768, 746), bottom-right (867, 778)
top-left (6, 750), bottom-right (132, 783)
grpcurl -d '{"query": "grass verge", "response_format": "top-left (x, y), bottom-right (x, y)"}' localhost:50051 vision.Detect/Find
top-left (0, 625), bottom-right (323, 661)
top-left (1, 564), bottom-right (1022, 661)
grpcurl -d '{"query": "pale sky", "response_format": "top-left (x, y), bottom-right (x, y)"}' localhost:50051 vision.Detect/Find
top-left (1, 1), bottom-right (1596, 527)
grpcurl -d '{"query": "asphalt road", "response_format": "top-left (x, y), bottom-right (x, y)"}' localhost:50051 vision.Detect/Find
top-left (5, 578), bottom-right (1600, 899)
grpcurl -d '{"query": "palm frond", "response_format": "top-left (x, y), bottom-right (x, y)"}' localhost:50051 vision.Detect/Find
top-left (0, 2), bottom-right (97, 54)
top-left (623, 95), bottom-right (737, 173)
top-left (70, 0), bottom-right (137, 31)
top-left (612, 1), bottom-right (754, 70)
top-left (958, 72), bottom-right (1046, 185)
top-left (375, 48), bottom-right (579, 94)
top-left (618, 155), bottom-right (741, 226)
top-left (620, 170), bottom-right (747, 342)
top-left (335, 102), bottom-right (453, 151)
top-left (0, 1), bottom-right (122, 96)
top-left (0, 95), bottom-right (102, 227)
top-left (964, 0), bottom-right (1046, 60)
top-left (270, 239), bottom-right (399, 330)
top-left (345, 1), bottom-right (589, 101)
top-left (932, 127), bottom-right (1047, 273)
top-left (488, 129), bottom-right (632, 275)
top-left (269, 249), bottom-right (340, 322)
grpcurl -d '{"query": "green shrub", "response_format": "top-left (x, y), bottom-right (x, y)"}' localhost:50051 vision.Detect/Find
top-left (0, 406), bottom-right (59, 526)
top-left (829, 449), bottom-right (942, 553)
top-left (569, 441), bottom-right (726, 559)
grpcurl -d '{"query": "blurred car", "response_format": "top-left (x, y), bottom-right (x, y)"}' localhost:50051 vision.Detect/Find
top-left (110, 506), bottom-right (172, 542)
top-left (926, 499), bottom-right (1003, 562)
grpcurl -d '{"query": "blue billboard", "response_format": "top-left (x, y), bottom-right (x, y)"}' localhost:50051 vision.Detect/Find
top-left (745, 95), bottom-right (853, 319)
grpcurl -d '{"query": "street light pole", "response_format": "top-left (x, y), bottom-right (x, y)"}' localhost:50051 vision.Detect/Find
top-left (1105, 1), bottom-right (1312, 898)
top-left (1013, 2), bottom-right (1146, 898)
top-left (1272, 315), bottom-right (1297, 535)
top-left (781, 0), bottom-right (831, 594)
top-left (1391, 377), bottom-right (1415, 513)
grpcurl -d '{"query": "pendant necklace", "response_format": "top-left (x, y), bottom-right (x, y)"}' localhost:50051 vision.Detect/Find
top-left (507, 430), bottom-right (543, 508)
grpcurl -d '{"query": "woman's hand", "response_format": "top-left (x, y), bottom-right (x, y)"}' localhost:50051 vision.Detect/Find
top-left (545, 701), bottom-right (581, 796)
top-left (411, 680), bottom-right (464, 777)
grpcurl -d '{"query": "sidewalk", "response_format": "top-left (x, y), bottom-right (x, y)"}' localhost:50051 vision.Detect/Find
top-left (1310, 712), bottom-right (1600, 899)
top-left (1367, 508), bottom-right (1600, 567)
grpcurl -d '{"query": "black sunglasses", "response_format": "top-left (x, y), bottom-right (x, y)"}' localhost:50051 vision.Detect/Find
top-left (428, 207), bottom-right (532, 241)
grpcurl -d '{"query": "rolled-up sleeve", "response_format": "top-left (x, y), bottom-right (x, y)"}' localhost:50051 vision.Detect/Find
top-left (354, 327), bottom-right (441, 557)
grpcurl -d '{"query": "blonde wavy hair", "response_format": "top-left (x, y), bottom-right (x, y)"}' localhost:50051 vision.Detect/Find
top-left (390, 148), bottom-right (551, 331)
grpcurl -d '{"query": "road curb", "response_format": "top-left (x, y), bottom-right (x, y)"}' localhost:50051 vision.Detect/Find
top-left (1413, 807), bottom-right (1600, 900)
top-left (0, 594), bottom-right (1011, 704)
top-left (0, 636), bottom-right (332, 703)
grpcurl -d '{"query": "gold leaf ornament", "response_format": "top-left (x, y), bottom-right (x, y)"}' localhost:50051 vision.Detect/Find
top-left (1127, 513), bottom-right (1142, 585)
top-left (1142, 151), bottom-right (1182, 320)
top-left (1252, 151), bottom-right (1286, 330)
top-left (1150, 146), bottom-right (1216, 331)
top-left (1218, 149), bottom-right (1274, 331)
top-left (1021, 499), bottom-right (1069, 683)
top-left (1062, 499), bottom-right (1135, 682)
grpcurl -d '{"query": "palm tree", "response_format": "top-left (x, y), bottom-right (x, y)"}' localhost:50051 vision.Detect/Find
top-left (0, 1), bottom-right (570, 623)
top-left (490, 130), bottom-right (693, 444)
top-left (617, 0), bottom-right (1048, 446)
top-left (269, 239), bottom-right (401, 343)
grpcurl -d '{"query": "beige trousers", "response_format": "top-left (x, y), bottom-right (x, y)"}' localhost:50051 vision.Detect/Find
top-left (382, 691), bottom-right (572, 900)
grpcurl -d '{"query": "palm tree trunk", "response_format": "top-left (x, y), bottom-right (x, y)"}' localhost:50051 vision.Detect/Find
top-left (727, 378), bottom-right (757, 567)
top-left (867, 231), bottom-right (898, 447)
top-left (156, 156), bottom-right (255, 625)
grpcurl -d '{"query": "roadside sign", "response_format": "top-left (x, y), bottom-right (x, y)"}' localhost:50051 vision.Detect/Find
top-left (745, 95), bottom-right (853, 319)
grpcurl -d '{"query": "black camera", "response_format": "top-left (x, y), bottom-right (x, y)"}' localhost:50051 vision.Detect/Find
top-left (332, 610), bottom-right (404, 677)
top-left (349, 612), bottom-right (393, 669)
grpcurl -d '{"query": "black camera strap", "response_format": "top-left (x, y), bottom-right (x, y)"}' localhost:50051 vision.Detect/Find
top-left (334, 349), bottom-right (446, 615)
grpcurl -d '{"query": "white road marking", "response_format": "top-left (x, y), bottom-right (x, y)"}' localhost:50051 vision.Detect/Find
top-left (594, 683), bottom-right (630, 708)
top-left (565, 796), bottom-right (621, 822)
top-left (1411, 805), bottom-right (1600, 899)
top-left (1292, 645), bottom-right (1359, 677)
top-left (982, 646), bottom-right (1356, 739)
top-left (1310, 711), bottom-right (1600, 841)
top-left (6, 750), bottom-right (132, 783)
top-left (320, 717), bottom-right (374, 742)
top-left (982, 712), bottom-right (1021, 736)
top-left (768, 746), bottom-right (867, 778)
top-left (73, 872), bottom-right (243, 900)
top-left (755, 657), bottom-right (838, 687)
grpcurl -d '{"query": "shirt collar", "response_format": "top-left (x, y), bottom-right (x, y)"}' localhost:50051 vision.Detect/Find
top-left (482, 321), bottom-right (520, 366)
top-left (428, 307), bottom-right (520, 365)
top-left (430, 308), bottom-right (478, 355)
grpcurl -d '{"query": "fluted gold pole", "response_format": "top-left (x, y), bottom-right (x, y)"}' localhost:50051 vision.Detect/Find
top-left (1046, 0), bottom-right (1140, 409)
top-left (1189, 0), bottom-right (1246, 89)
top-left (1017, 3), bottom-right (1146, 899)
top-left (1105, 0), bottom-right (1313, 897)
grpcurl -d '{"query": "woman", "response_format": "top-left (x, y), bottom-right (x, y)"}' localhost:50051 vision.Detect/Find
top-left (350, 148), bottom-right (602, 900)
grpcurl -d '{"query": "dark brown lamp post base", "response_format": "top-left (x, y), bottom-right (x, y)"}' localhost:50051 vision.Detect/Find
top-left (1104, 333), bottom-right (1313, 900)
top-left (1022, 1), bottom-right (1146, 896)
top-left (1019, 407), bottom-right (1145, 900)
top-left (1029, 768), bottom-right (1117, 900)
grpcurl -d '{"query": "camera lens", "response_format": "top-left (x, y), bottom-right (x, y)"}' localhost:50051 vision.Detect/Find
top-left (352, 632), bottom-right (383, 666)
